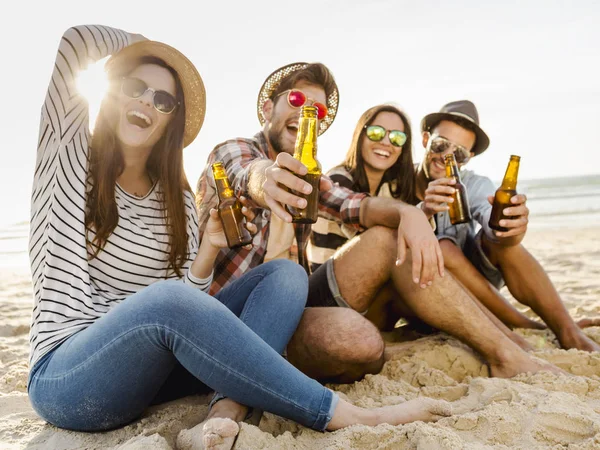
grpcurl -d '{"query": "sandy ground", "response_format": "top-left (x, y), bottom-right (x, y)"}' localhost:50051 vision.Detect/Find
top-left (1, 226), bottom-right (600, 449)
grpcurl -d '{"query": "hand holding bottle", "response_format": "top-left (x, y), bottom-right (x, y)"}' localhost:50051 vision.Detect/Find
top-left (204, 196), bottom-right (257, 250)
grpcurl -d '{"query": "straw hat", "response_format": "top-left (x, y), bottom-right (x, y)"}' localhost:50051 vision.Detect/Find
top-left (105, 41), bottom-right (206, 148)
top-left (421, 100), bottom-right (490, 156)
top-left (256, 62), bottom-right (339, 136)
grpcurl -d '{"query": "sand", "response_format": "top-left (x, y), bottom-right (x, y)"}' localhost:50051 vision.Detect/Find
top-left (1, 226), bottom-right (600, 449)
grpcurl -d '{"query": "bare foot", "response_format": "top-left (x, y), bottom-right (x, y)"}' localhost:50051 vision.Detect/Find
top-left (558, 328), bottom-right (600, 352)
top-left (375, 397), bottom-right (453, 425)
top-left (177, 418), bottom-right (239, 450)
top-left (489, 352), bottom-right (566, 378)
top-left (176, 399), bottom-right (247, 450)
top-left (576, 317), bottom-right (600, 329)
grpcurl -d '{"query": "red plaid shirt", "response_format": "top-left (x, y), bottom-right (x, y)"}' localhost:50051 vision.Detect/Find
top-left (196, 132), bottom-right (367, 294)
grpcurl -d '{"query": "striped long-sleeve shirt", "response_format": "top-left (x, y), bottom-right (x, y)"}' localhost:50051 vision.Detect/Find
top-left (28, 25), bottom-right (210, 371)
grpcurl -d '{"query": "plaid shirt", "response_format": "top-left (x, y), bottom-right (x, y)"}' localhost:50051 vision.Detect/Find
top-left (196, 131), bottom-right (367, 294)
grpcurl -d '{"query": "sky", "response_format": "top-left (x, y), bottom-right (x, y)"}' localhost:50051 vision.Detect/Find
top-left (1, 0), bottom-right (599, 228)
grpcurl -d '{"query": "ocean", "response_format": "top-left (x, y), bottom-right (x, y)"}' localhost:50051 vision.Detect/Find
top-left (1, 174), bottom-right (599, 270)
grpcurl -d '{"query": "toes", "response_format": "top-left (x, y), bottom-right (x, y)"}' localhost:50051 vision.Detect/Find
top-left (203, 418), bottom-right (239, 437)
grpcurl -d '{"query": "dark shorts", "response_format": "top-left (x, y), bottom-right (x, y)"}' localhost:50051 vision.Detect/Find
top-left (307, 258), bottom-right (354, 308)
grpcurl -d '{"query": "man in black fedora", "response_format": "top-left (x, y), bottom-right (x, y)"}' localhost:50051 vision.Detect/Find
top-left (415, 100), bottom-right (600, 351)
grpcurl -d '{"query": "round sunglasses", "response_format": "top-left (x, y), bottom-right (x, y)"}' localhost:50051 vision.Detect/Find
top-left (277, 89), bottom-right (328, 120)
top-left (121, 77), bottom-right (179, 114)
top-left (428, 135), bottom-right (471, 164)
top-left (364, 125), bottom-right (407, 147)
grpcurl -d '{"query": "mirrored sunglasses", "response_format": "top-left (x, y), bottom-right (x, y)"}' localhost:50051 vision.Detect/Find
top-left (429, 135), bottom-right (471, 164)
top-left (364, 125), bottom-right (407, 147)
top-left (278, 89), bottom-right (328, 120)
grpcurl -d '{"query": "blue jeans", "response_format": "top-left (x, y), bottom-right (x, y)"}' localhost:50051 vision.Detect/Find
top-left (28, 260), bottom-right (338, 432)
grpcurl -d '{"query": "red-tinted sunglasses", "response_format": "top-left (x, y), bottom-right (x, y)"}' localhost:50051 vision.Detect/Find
top-left (276, 89), bottom-right (328, 120)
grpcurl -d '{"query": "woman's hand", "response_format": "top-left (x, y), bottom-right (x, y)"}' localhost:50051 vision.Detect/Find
top-left (204, 196), bottom-right (257, 250)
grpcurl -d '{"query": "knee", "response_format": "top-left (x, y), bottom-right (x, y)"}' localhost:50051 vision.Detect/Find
top-left (358, 226), bottom-right (397, 259)
top-left (262, 259), bottom-right (308, 304)
top-left (139, 280), bottom-right (214, 317)
top-left (339, 309), bottom-right (385, 365)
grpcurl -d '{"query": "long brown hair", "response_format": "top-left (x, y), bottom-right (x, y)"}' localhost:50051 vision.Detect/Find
top-left (85, 56), bottom-right (191, 276)
top-left (342, 104), bottom-right (417, 204)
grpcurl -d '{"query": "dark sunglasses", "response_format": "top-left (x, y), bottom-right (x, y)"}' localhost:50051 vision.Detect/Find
top-left (364, 125), bottom-right (407, 147)
top-left (428, 135), bottom-right (471, 164)
top-left (276, 89), bottom-right (328, 120)
top-left (121, 77), bottom-right (179, 114)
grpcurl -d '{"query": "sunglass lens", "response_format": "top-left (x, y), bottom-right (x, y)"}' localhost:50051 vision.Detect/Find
top-left (389, 131), bottom-right (407, 147)
top-left (366, 126), bottom-right (385, 142)
top-left (122, 78), bottom-right (147, 98)
top-left (287, 90), bottom-right (306, 108)
top-left (430, 139), bottom-right (449, 154)
top-left (153, 91), bottom-right (177, 113)
top-left (314, 102), bottom-right (328, 120)
top-left (455, 149), bottom-right (470, 164)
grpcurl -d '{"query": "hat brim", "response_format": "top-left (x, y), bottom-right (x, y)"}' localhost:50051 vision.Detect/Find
top-left (256, 62), bottom-right (339, 136)
top-left (421, 112), bottom-right (490, 156)
top-left (105, 41), bottom-right (205, 148)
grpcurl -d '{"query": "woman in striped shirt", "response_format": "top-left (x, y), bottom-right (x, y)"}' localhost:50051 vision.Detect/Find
top-left (28, 27), bottom-right (451, 449)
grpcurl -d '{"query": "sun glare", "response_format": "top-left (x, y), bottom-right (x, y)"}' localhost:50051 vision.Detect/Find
top-left (76, 57), bottom-right (110, 131)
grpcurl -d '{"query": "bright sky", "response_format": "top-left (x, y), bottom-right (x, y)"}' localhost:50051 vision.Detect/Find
top-left (1, 0), bottom-right (599, 228)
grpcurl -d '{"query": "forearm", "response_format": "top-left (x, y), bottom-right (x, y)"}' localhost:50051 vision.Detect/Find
top-left (189, 237), bottom-right (220, 279)
top-left (247, 159), bottom-right (272, 208)
top-left (359, 197), bottom-right (404, 229)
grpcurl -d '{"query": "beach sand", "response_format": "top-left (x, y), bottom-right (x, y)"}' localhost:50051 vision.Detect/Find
top-left (1, 226), bottom-right (600, 449)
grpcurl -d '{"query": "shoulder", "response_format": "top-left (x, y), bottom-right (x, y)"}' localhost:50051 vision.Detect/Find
top-left (326, 165), bottom-right (354, 189)
top-left (461, 169), bottom-right (494, 190)
top-left (211, 133), bottom-right (267, 162)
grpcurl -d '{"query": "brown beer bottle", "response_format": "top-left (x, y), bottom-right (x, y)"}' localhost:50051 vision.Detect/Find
top-left (285, 105), bottom-right (321, 223)
top-left (211, 162), bottom-right (252, 248)
top-left (489, 155), bottom-right (521, 232)
top-left (444, 153), bottom-right (472, 225)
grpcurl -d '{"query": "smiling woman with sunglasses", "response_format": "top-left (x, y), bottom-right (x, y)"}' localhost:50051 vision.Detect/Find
top-left (308, 104), bottom-right (418, 273)
top-left (28, 26), bottom-right (447, 450)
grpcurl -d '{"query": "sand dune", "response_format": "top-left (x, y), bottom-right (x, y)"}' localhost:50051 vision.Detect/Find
top-left (1, 227), bottom-right (599, 449)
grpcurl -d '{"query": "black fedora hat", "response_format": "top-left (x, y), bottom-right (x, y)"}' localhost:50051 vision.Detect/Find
top-left (421, 100), bottom-right (490, 156)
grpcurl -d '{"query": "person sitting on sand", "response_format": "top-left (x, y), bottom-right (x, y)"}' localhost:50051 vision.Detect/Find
top-left (194, 66), bottom-right (565, 429)
top-left (27, 25), bottom-right (453, 450)
top-left (413, 100), bottom-right (600, 351)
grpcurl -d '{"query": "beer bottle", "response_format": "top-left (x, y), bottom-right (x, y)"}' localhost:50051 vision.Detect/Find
top-left (285, 105), bottom-right (321, 224)
top-left (211, 162), bottom-right (253, 248)
top-left (489, 155), bottom-right (521, 232)
top-left (444, 153), bottom-right (472, 225)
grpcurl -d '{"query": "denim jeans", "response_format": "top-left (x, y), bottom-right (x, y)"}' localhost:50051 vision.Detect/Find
top-left (28, 260), bottom-right (338, 432)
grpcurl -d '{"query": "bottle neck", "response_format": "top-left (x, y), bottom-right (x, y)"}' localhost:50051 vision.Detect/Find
top-left (500, 159), bottom-right (520, 190)
top-left (212, 165), bottom-right (235, 200)
top-left (444, 157), bottom-right (461, 181)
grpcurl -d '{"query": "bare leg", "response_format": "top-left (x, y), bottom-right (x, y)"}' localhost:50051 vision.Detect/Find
top-left (287, 307), bottom-right (385, 383)
top-left (177, 399), bottom-right (246, 450)
top-left (439, 239), bottom-right (545, 330)
top-left (332, 226), bottom-right (562, 377)
top-left (483, 240), bottom-right (600, 352)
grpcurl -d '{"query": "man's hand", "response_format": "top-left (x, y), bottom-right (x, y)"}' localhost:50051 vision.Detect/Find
top-left (421, 177), bottom-right (456, 218)
top-left (204, 197), bottom-right (257, 249)
top-left (487, 194), bottom-right (528, 241)
top-left (262, 152), bottom-right (332, 222)
top-left (395, 205), bottom-right (445, 288)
